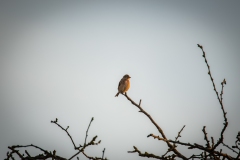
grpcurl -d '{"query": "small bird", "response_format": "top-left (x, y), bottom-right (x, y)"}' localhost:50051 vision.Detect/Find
top-left (115, 74), bottom-right (131, 97)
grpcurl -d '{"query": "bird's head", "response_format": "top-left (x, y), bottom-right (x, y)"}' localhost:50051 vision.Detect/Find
top-left (123, 74), bottom-right (131, 79)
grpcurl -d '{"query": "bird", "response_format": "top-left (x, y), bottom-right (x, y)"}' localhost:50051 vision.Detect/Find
top-left (115, 74), bottom-right (131, 97)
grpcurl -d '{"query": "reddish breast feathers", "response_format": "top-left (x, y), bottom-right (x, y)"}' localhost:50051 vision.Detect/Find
top-left (124, 79), bottom-right (130, 92)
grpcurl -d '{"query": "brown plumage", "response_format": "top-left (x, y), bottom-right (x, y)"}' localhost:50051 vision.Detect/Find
top-left (115, 74), bottom-right (131, 97)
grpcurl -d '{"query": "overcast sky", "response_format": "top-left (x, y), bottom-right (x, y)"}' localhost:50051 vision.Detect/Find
top-left (0, 1), bottom-right (240, 160)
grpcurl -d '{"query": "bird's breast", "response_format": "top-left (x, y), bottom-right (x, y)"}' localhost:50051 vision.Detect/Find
top-left (124, 79), bottom-right (130, 91)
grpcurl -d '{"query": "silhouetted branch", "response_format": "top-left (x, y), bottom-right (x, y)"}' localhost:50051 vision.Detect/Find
top-left (147, 133), bottom-right (166, 142)
top-left (128, 146), bottom-right (164, 159)
top-left (102, 148), bottom-right (106, 159)
top-left (222, 143), bottom-right (238, 154)
top-left (122, 45), bottom-right (237, 159)
top-left (82, 151), bottom-right (107, 160)
top-left (124, 93), bottom-right (187, 159)
top-left (6, 144), bottom-right (67, 160)
top-left (6, 118), bottom-right (106, 160)
top-left (175, 125), bottom-right (185, 141)
top-left (220, 79), bottom-right (226, 103)
top-left (202, 126), bottom-right (211, 149)
top-left (84, 117), bottom-right (94, 146)
top-left (235, 132), bottom-right (240, 159)
top-left (51, 118), bottom-right (79, 149)
top-left (197, 44), bottom-right (228, 151)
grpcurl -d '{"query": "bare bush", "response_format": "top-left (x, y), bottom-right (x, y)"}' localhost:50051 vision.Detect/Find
top-left (5, 45), bottom-right (239, 160)
top-left (5, 118), bottom-right (107, 160)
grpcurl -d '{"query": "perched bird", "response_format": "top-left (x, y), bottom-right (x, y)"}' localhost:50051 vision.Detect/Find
top-left (115, 74), bottom-right (131, 97)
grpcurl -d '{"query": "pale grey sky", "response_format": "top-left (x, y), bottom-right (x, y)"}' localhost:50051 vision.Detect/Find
top-left (0, 1), bottom-right (240, 160)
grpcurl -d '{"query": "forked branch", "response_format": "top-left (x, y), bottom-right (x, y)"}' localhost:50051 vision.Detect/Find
top-left (123, 45), bottom-right (238, 159)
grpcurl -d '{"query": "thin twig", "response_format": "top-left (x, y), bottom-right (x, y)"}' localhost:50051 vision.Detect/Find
top-left (175, 125), bottom-right (186, 141)
top-left (7, 145), bottom-right (67, 160)
top-left (147, 133), bottom-right (167, 141)
top-left (222, 143), bottom-right (238, 154)
top-left (211, 137), bottom-right (215, 149)
top-left (202, 126), bottom-right (211, 149)
top-left (197, 44), bottom-right (228, 150)
top-left (82, 150), bottom-right (107, 160)
top-left (84, 117), bottom-right (94, 146)
top-left (51, 119), bottom-right (77, 149)
top-left (128, 146), bottom-right (163, 159)
top-left (102, 148), bottom-right (106, 160)
top-left (220, 79), bottom-right (226, 103)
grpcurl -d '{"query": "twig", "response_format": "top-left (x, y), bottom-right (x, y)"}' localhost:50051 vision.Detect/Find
top-left (102, 148), bottom-right (106, 159)
top-left (52, 150), bottom-right (56, 160)
top-left (202, 126), bottom-right (211, 149)
top-left (222, 143), bottom-right (238, 154)
top-left (11, 144), bottom-right (48, 153)
top-left (8, 147), bottom-right (24, 159)
top-left (220, 79), bottom-right (226, 103)
top-left (84, 117), bottom-right (94, 146)
top-left (82, 150), bottom-right (107, 160)
top-left (175, 125), bottom-right (186, 141)
top-left (69, 151), bottom-right (81, 160)
top-left (69, 136), bottom-right (100, 160)
top-left (51, 119), bottom-right (77, 149)
top-left (25, 150), bottom-right (31, 157)
top-left (128, 146), bottom-right (163, 159)
top-left (7, 144), bottom-right (67, 160)
top-left (147, 133), bottom-right (166, 142)
top-left (197, 44), bottom-right (228, 150)
top-left (211, 137), bottom-right (215, 149)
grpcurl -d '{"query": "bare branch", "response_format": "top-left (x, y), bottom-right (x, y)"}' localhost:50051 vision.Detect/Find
top-left (69, 135), bottom-right (101, 159)
top-left (6, 118), bottom-right (106, 160)
top-left (124, 93), bottom-right (187, 159)
top-left (7, 145), bottom-right (67, 160)
top-left (51, 119), bottom-right (78, 149)
top-left (147, 133), bottom-right (167, 142)
top-left (211, 137), bottom-right (215, 149)
top-left (202, 126), bottom-right (211, 149)
top-left (128, 146), bottom-right (164, 159)
top-left (175, 125), bottom-right (186, 141)
top-left (220, 79), bottom-right (226, 103)
top-left (222, 143), bottom-right (238, 154)
top-left (84, 117), bottom-right (94, 146)
top-left (82, 150), bottom-right (107, 160)
top-left (197, 44), bottom-right (228, 150)
top-left (102, 148), bottom-right (106, 160)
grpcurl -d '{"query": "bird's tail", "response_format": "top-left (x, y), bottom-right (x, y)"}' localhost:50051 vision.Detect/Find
top-left (115, 92), bottom-right (120, 97)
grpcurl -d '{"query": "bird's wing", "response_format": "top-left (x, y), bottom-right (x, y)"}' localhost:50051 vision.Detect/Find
top-left (118, 80), bottom-right (121, 89)
top-left (118, 78), bottom-right (125, 90)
